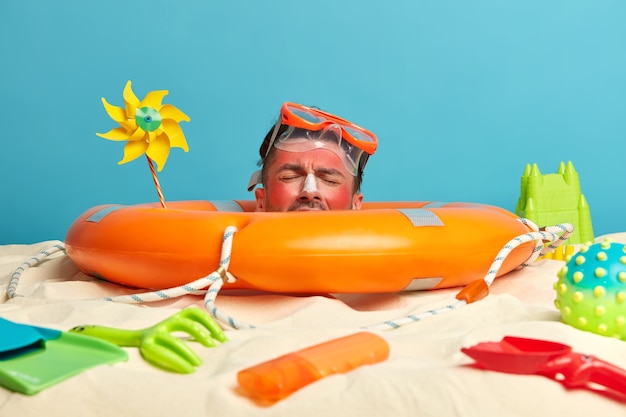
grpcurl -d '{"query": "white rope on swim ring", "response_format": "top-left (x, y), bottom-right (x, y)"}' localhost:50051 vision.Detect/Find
top-left (5, 227), bottom-right (253, 329)
top-left (363, 219), bottom-right (575, 331)
top-left (101, 226), bottom-right (255, 329)
top-left (6, 243), bottom-right (67, 299)
top-left (101, 226), bottom-right (238, 303)
top-left (202, 227), bottom-right (256, 329)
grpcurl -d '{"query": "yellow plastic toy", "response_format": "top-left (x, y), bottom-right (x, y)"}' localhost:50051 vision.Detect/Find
top-left (96, 80), bottom-right (190, 208)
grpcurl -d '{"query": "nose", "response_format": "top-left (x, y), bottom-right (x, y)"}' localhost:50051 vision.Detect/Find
top-left (298, 173), bottom-right (321, 201)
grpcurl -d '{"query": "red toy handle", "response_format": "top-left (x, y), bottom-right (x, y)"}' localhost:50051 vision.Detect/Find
top-left (552, 354), bottom-right (626, 395)
top-left (586, 357), bottom-right (626, 395)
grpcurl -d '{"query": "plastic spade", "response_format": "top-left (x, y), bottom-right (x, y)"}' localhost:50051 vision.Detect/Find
top-left (462, 336), bottom-right (626, 396)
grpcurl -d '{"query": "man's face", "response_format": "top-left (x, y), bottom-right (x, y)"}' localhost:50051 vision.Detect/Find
top-left (254, 145), bottom-right (363, 212)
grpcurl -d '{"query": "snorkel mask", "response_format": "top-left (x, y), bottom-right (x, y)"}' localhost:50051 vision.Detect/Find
top-left (248, 102), bottom-right (378, 191)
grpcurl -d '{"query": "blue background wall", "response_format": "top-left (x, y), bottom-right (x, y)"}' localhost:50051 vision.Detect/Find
top-left (1, 0), bottom-right (625, 244)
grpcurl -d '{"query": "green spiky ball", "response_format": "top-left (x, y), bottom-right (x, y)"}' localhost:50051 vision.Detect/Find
top-left (554, 240), bottom-right (626, 340)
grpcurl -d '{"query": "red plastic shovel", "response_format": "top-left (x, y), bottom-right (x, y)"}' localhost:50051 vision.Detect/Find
top-left (461, 336), bottom-right (626, 396)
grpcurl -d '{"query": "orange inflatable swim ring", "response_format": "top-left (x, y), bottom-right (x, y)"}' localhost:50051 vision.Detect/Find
top-left (65, 200), bottom-right (538, 294)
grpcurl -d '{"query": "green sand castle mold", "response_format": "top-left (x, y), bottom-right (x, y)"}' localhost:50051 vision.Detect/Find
top-left (516, 161), bottom-right (594, 245)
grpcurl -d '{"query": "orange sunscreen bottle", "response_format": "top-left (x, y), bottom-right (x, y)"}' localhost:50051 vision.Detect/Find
top-left (237, 332), bottom-right (389, 402)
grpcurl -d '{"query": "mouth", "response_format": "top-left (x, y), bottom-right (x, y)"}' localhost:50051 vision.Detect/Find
top-left (289, 201), bottom-right (327, 211)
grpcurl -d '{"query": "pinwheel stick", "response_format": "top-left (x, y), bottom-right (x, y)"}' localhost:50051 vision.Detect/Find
top-left (146, 156), bottom-right (167, 209)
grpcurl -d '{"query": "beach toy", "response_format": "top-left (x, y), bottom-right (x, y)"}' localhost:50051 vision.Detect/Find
top-left (554, 240), bottom-right (626, 340)
top-left (96, 80), bottom-right (190, 208)
top-left (237, 332), bottom-right (389, 403)
top-left (0, 317), bottom-right (127, 395)
top-left (69, 307), bottom-right (227, 373)
top-left (65, 201), bottom-right (546, 293)
top-left (462, 336), bottom-right (626, 397)
top-left (516, 161), bottom-right (594, 245)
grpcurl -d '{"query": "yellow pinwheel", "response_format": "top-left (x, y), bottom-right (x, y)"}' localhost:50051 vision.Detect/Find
top-left (96, 80), bottom-right (190, 172)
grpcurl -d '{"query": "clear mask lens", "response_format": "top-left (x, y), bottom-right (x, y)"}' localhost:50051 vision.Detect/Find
top-left (289, 106), bottom-right (326, 124)
top-left (274, 124), bottom-right (364, 176)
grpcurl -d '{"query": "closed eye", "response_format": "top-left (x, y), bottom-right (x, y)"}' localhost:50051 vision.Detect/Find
top-left (316, 168), bottom-right (345, 186)
top-left (279, 173), bottom-right (304, 182)
top-left (320, 177), bottom-right (341, 186)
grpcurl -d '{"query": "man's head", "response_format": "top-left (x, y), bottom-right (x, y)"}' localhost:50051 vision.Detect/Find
top-left (248, 102), bottom-right (377, 212)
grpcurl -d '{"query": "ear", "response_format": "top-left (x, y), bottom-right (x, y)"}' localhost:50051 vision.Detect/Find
top-left (254, 188), bottom-right (266, 212)
top-left (352, 192), bottom-right (363, 210)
